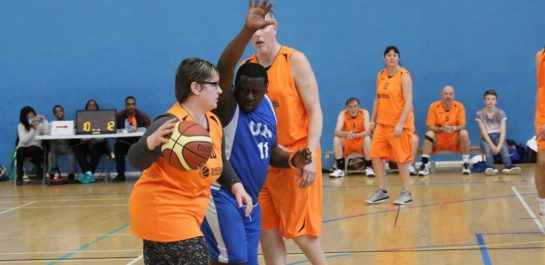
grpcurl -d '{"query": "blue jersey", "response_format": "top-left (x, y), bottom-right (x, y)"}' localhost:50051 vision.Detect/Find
top-left (223, 96), bottom-right (277, 202)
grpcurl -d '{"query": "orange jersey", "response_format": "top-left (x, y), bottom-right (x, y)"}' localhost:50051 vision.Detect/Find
top-left (129, 103), bottom-right (223, 242)
top-left (247, 46), bottom-right (322, 238)
top-left (343, 109), bottom-right (366, 133)
top-left (245, 46), bottom-right (308, 149)
top-left (537, 49), bottom-right (545, 127)
top-left (426, 100), bottom-right (466, 130)
top-left (375, 67), bottom-right (414, 130)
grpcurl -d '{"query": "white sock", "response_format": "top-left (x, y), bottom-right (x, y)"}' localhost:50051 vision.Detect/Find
top-left (462, 155), bottom-right (469, 163)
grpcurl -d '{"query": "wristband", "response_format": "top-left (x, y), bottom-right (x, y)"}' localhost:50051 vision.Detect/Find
top-left (288, 152), bottom-right (297, 169)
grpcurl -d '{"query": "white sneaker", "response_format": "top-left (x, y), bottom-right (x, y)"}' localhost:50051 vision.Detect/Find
top-left (418, 164), bottom-right (430, 176)
top-left (365, 189), bottom-right (389, 204)
top-left (462, 163), bottom-right (471, 175)
top-left (329, 169), bottom-right (345, 178)
top-left (393, 191), bottom-right (413, 205)
top-left (485, 168), bottom-right (499, 176)
top-left (365, 167), bottom-right (375, 178)
top-left (409, 165), bottom-right (417, 176)
top-left (502, 167), bottom-right (522, 175)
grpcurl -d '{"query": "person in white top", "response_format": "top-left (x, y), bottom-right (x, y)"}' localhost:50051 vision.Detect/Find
top-left (475, 89), bottom-right (521, 176)
top-left (16, 106), bottom-right (49, 185)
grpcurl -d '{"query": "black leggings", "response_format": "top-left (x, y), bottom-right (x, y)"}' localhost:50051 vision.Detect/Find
top-left (143, 237), bottom-right (210, 265)
top-left (16, 145), bottom-right (43, 180)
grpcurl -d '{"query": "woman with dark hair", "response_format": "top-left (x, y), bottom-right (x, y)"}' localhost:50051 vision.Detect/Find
top-left (366, 46), bottom-right (415, 205)
top-left (16, 106), bottom-right (49, 185)
top-left (127, 57), bottom-right (252, 264)
top-left (72, 99), bottom-right (110, 183)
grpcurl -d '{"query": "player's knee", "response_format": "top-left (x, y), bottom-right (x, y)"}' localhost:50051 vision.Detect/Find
top-left (293, 234), bottom-right (318, 247)
top-left (459, 129), bottom-right (469, 138)
top-left (333, 136), bottom-right (342, 146)
top-left (425, 130), bottom-right (435, 138)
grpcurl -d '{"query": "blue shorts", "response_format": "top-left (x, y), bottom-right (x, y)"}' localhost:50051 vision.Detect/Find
top-left (201, 188), bottom-right (261, 265)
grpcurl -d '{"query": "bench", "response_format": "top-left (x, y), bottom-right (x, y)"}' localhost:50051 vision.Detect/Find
top-left (416, 145), bottom-right (483, 172)
top-left (324, 145), bottom-right (483, 174)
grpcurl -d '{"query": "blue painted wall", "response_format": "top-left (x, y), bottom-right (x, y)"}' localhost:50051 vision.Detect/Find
top-left (1, 0), bottom-right (544, 168)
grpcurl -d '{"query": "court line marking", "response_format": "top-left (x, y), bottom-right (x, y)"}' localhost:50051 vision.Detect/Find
top-left (0, 201), bottom-right (35, 215)
top-left (0, 249), bottom-right (139, 255)
top-left (22, 204), bottom-right (128, 209)
top-left (511, 186), bottom-right (545, 234)
top-left (287, 253), bottom-right (351, 265)
top-left (323, 193), bottom-right (521, 223)
top-left (0, 191), bottom-right (132, 199)
top-left (476, 233), bottom-right (492, 265)
top-left (47, 223), bottom-right (129, 265)
top-left (126, 254), bottom-right (143, 265)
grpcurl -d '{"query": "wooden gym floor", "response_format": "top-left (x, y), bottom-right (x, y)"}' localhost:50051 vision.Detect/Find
top-left (0, 164), bottom-right (543, 265)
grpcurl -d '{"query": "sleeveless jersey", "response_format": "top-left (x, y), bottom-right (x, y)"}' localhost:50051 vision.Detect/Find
top-left (223, 96), bottom-right (277, 202)
top-left (375, 67), bottom-right (415, 130)
top-left (426, 100), bottom-right (466, 128)
top-left (343, 108), bottom-right (365, 133)
top-left (537, 49), bottom-right (545, 127)
top-left (129, 103), bottom-right (223, 242)
top-left (245, 46), bottom-right (307, 149)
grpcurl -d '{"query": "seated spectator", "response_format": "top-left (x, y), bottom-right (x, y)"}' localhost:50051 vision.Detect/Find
top-left (418, 85), bottom-right (471, 176)
top-left (73, 99), bottom-right (110, 184)
top-left (48, 105), bottom-right (77, 183)
top-left (476, 90), bottom-right (521, 175)
top-left (16, 106), bottom-right (48, 185)
top-left (330, 97), bottom-right (375, 178)
top-left (113, 96), bottom-right (150, 182)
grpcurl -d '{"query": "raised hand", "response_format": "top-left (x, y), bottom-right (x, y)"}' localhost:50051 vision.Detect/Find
top-left (245, 0), bottom-right (274, 30)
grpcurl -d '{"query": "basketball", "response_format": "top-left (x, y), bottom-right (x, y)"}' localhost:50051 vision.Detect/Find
top-left (347, 157), bottom-right (365, 170)
top-left (161, 120), bottom-right (213, 171)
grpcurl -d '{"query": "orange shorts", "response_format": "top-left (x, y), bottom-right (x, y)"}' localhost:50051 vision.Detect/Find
top-left (433, 132), bottom-right (460, 153)
top-left (259, 145), bottom-right (322, 238)
top-left (369, 124), bottom-right (413, 163)
top-left (343, 137), bottom-right (364, 156)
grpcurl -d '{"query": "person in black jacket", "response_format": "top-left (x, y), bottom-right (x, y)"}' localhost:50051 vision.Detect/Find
top-left (113, 96), bottom-right (150, 182)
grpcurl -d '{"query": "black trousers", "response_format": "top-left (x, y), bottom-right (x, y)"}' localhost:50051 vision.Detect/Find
top-left (73, 140), bottom-right (109, 173)
top-left (16, 145), bottom-right (43, 180)
top-left (114, 137), bottom-right (138, 177)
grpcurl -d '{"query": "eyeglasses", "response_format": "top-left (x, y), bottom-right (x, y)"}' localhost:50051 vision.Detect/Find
top-left (197, 81), bottom-right (220, 87)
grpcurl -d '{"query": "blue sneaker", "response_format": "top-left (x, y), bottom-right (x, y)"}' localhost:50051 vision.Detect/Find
top-left (79, 172), bottom-right (95, 184)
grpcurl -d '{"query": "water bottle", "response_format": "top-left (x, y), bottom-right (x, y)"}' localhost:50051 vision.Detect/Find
top-left (430, 160), bottom-right (436, 173)
top-left (123, 119), bottom-right (129, 133)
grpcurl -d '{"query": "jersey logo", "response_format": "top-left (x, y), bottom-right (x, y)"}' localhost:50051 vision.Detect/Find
top-left (250, 121), bottom-right (273, 139)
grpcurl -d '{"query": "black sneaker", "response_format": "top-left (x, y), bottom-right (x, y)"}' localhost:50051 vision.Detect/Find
top-left (112, 176), bottom-right (126, 183)
top-left (462, 163), bottom-right (471, 175)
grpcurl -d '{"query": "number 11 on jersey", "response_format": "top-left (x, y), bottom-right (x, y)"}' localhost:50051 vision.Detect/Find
top-left (257, 142), bottom-right (269, 159)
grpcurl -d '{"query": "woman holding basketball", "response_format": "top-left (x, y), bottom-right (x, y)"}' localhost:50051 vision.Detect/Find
top-left (366, 46), bottom-right (415, 205)
top-left (128, 57), bottom-right (252, 264)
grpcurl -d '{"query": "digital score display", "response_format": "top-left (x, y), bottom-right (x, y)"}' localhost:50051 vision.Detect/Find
top-left (75, 109), bottom-right (117, 134)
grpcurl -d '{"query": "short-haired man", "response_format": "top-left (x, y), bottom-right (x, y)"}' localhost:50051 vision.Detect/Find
top-left (113, 96), bottom-right (150, 182)
top-left (418, 85), bottom-right (471, 176)
top-left (330, 97), bottom-right (375, 178)
top-left (48, 105), bottom-right (77, 183)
